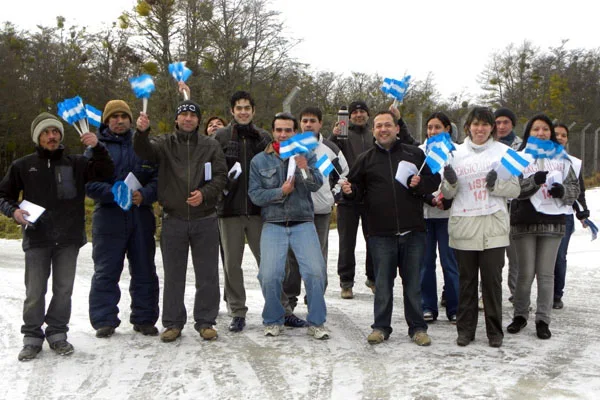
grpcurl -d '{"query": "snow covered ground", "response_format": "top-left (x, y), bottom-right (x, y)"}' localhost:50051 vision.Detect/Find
top-left (1, 190), bottom-right (600, 400)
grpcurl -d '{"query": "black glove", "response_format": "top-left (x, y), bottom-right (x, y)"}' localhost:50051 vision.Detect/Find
top-left (443, 165), bottom-right (457, 185)
top-left (485, 170), bottom-right (498, 189)
top-left (548, 183), bottom-right (565, 198)
top-left (576, 210), bottom-right (590, 220)
top-left (533, 170), bottom-right (549, 185)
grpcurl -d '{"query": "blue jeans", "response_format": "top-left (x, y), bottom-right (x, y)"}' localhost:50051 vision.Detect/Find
top-left (258, 222), bottom-right (326, 326)
top-left (421, 219), bottom-right (459, 320)
top-left (368, 232), bottom-right (427, 338)
top-left (554, 214), bottom-right (575, 300)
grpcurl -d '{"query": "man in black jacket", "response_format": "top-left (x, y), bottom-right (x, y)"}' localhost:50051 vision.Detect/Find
top-left (0, 112), bottom-right (114, 361)
top-left (341, 111), bottom-right (439, 346)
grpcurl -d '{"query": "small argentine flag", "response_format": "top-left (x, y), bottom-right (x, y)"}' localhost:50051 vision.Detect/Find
top-left (524, 136), bottom-right (567, 160)
top-left (294, 132), bottom-right (319, 151)
top-left (381, 75), bottom-right (411, 102)
top-left (316, 154), bottom-right (334, 177)
top-left (129, 74), bottom-right (156, 98)
top-left (85, 104), bottom-right (102, 128)
top-left (425, 146), bottom-right (449, 174)
top-left (280, 140), bottom-right (308, 159)
top-left (500, 148), bottom-right (530, 176)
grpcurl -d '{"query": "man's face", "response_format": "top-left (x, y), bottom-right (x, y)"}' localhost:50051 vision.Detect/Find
top-left (176, 111), bottom-right (199, 133)
top-left (372, 114), bottom-right (399, 149)
top-left (555, 126), bottom-right (568, 146)
top-left (107, 112), bottom-right (131, 135)
top-left (231, 99), bottom-right (255, 125)
top-left (495, 116), bottom-right (513, 138)
top-left (38, 127), bottom-right (62, 151)
top-left (300, 114), bottom-right (322, 135)
top-left (350, 109), bottom-right (369, 126)
top-left (272, 119), bottom-right (295, 143)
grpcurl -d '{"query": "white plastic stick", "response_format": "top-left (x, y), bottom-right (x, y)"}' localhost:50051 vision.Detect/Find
top-left (143, 98), bottom-right (148, 113)
top-left (71, 123), bottom-right (83, 136)
top-left (393, 99), bottom-right (398, 108)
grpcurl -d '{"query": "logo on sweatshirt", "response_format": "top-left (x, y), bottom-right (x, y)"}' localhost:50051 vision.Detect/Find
top-left (28, 167), bottom-right (38, 172)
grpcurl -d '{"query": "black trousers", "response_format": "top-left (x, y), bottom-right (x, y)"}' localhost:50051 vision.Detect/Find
top-left (336, 203), bottom-right (374, 288)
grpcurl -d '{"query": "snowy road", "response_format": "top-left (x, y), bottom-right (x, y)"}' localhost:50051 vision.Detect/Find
top-left (1, 190), bottom-right (600, 399)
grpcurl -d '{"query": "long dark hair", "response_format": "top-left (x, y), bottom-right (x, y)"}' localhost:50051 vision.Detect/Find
top-left (426, 112), bottom-right (453, 134)
top-left (518, 114), bottom-right (558, 151)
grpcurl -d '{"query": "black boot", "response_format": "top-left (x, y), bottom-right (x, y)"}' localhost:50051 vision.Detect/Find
top-left (507, 316), bottom-right (527, 334)
top-left (536, 321), bottom-right (552, 339)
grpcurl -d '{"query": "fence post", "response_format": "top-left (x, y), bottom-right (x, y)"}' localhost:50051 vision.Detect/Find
top-left (581, 123), bottom-right (591, 175)
top-left (282, 87), bottom-right (300, 113)
top-left (415, 108), bottom-right (423, 143)
top-left (595, 127), bottom-right (600, 175)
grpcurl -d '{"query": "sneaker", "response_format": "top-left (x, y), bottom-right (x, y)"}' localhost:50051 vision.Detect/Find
top-left (478, 296), bottom-right (484, 311)
top-left (341, 288), bottom-right (354, 299)
top-left (95, 326), bottom-right (116, 338)
top-left (49, 340), bottom-right (74, 356)
top-left (553, 298), bottom-right (564, 309)
top-left (284, 314), bottom-right (309, 328)
top-left (423, 311), bottom-right (435, 322)
top-left (200, 327), bottom-right (218, 341)
top-left (412, 331), bottom-right (431, 346)
top-left (367, 329), bottom-right (386, 345)
top-left (133, 324), bottom-right (159, 336)
top-left (449, 315), bottom-right (457, 325)
top-left (456, 334), bottom-right (474, 346)
top-left (489, 336), bottom-right (503, 348)
top-left (264, 325), bottom-right (282, 337)
top-left (507, 316), bottom-right (527, 334)
top-left (365, 279), bottom-right (376, 294)
top-left (536, 321), bottom-right (552, 339)
top-left (307, 325), bottom-right (330, 340)
top-left (160, 328), bottom-right (182, 343)
top-left (18, 345), bottom-right (42, 361)
top-left (228, 317), bottom-right (246, 332)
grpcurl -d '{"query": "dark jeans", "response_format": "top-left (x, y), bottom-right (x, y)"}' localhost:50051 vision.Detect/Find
top-left (368, 232), bottom-right (427, 338)
top-left (337, 203), bottom-right (374, 288)
top-left (454, 247), bottom-right (505, 341)
top-left (89, 206), bottom-right (159, 329)
top-left (420, 219), bottom-right (459, 320)
top-left (554, 214), bottom-right (575, 300)
top-left (160, 214), bottom-right (220, 331)
top-left (22, 244), bottom-right (79, 346)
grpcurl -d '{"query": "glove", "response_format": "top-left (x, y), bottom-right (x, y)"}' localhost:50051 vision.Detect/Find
top-left (406, 174), bottom-right (417, 189)
top-left (485, 170), bottom-right (498, 189)
top-left (576, 210), bottom-right (590, 220)
top-left (533, 170), bottom-right (548, 185)
top-left (548, 183), bottom-right (565, 198)
top-left (443, 165), bottom-right (457, 185)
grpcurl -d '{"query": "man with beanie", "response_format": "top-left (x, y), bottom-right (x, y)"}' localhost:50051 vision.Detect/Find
top-left (134, 100), bottom-right (227, 343)
top-left (86, 100), bottom-right (160, 339)
top-left (494, 107), bottom-right (522, 301)
top-left (213, 91), bottom-right (271, 332)
top-left (0, 112), bottom-right (114, 361)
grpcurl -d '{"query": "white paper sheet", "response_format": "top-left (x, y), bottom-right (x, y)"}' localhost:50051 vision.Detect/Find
top-left (205, 162), bottom-right (212, 181)
top-left (395, 161), bottom-right (418, 188)
top-left (19, 200), bottom-right (45, 224)
top-left (124, 172), bottom-right (142, 192)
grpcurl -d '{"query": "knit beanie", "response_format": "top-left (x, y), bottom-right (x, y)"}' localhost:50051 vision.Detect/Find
top-left (176, 100), bottom-right (202, 120)
top-left (102, 100), bottom-right (133, 124)
top-left (31, 112), bottom-right (64, 145)
top-left (494, 107), bottom-right (517, 127)
top-left (349, 100), bottom-right (369, 116)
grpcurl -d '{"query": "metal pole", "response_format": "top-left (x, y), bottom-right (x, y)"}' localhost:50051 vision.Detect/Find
top-left (595, 127), bottom-right (600, 175)
top-left (282, 87), bottom-right (300, 114)
top-left (416, 108), bottom-right (423, 143)
top-left (581, 123), bottom-right (591, 175)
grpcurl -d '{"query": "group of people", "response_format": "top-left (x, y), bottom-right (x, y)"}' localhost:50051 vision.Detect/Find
top-left (0, 85), bottom-right (590, 361)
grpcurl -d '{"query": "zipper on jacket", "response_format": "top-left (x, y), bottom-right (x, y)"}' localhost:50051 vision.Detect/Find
top-left (242, 137), bottom-right (248, 216)
top-left (387, 151), bottom-right (401, 234)
top-left (187, 135), bottom-right (191, 221)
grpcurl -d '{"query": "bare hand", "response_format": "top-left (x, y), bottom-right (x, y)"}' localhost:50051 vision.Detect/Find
top-left (137, 112), bottom-right (150, 132)
top-left (178, 81), bottom-right (190, 99)
top-left (388, 103), bottom-right (400, 120)
top-left (80, 132), bottom-right (98, 148)
top-left (581, 220), bottom-right (588, 228)
top-left (409, 175), bottom-right (421, 188)
top-left (186, 190), bottom-right (203, 207)
top-left (282, 177), bottom-right (295, 195)
top-left (332, 121), bottom-right (341, 136)
top-left (132, 190), bottom-right (143, 206)
top-left (295, 155), bottom-right (308, 170)
top-left (341, 179), bottom-right (352, 195)
top-left (13, 209), bottom-right (30, 226)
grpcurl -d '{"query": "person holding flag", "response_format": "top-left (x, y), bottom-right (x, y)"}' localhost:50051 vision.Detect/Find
top-left (282, 107), bottom-right (349, 323)
top-left (248, 112), bottom-right (330, 340)
top-left (341, 111), bottom-right (440, 346)
top-left (507, 114), bottom-right (580, 340)
top-left (441, 106), bottom-right (520, 348)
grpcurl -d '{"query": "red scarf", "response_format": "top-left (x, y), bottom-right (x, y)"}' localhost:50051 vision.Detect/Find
top-left (272, 141), bottom-right (280, 154)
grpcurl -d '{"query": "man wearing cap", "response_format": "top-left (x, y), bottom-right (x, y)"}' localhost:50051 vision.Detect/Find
top-left (494, 107), bottom-right (522, 301)
top-left (85, 100), bottom-right (160, 339)
top-left (0, 112), bottom-right (114, 361)
top-left (134, 100), bottom-right (227, 343)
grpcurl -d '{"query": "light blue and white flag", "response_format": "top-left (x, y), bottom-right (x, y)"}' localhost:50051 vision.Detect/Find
top-left (279, 140), bottom-right (309, 159)
top-left (111, 181), bottom-right (132, 211)
top-left (316, 154), bottom-right (334, 177)
top-left (293, 132), bottom-right (319, 151)
top-left (584, 219), bottom-right (598, 241)
top-left (129, 74), bottom-right (155, 113)
top-left (381, 75), bottom-right (411, 103)
top-left (85, 104), bottom-right (102, 128)
top-left (524, 136), bottom-right (568, 160)
top-left (424, 146), bottom-right (450, 174)
top-left (425, 132), bottom-right (455, 154)
top-left (500, 148), bottom-right (530, 176)
top-left (57, 96), bottom-right (88, 135)
top-left (168, 62), bottom-right (192, 82)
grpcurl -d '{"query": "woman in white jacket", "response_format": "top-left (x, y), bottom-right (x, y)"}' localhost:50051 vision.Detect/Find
top-left (441, 107), bottom-right (520, 348)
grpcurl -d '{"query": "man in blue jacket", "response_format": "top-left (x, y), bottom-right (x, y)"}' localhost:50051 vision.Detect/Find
top-left (86, 100), bottom-right (160, 338)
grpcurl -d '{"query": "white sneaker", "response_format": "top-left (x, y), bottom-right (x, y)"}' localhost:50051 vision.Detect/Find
top-left (307, 325), bottom-right (330, 340)
top-left (264, 325), bottom-right (282, 337)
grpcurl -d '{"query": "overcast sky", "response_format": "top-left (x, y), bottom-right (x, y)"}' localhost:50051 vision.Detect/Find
top-left (3, 0), bottom-right (598, 101)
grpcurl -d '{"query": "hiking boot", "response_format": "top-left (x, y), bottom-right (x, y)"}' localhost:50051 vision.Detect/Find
top-left (228, 317), bottom-right (246, 332)
top-left (536, 321), bottom-right (552, 339)
top-left (264, 325), bottom-right (282, 337)
top-left (456, 335), bottom-right (474, 346)
top-left (553, 298), bottom-right (564, 309)
top-left (365, 279), bottom-right (376, 294)
top-left (489, 336), bottom-right (503, 348)
top-left (49, 340), bottom-right (74, 356)
top-left (367, 329), bottom-right (386, 345)
top-left (95, 326), bottom-right (115, 338)
top-left (307, 325), bottom-right (330, 340)
top-left (160, 328), bottom-right (182, 343)
top-left (200, 327), bottom-right (218, 341)
top-left (412, 331), bottom-right (431, 346)
top-left (423, 311), bottom-right (435, 322)
top-left (133, 324), bottom-right (159, 336)
top-left (284, 314), bottom-right (308, 328)
top-left (341, 288), bottom-right (354, 299)
top-left (507, 316), bottom-right (527, 334)
top-left (18, 345), bottom-right (42, 361)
